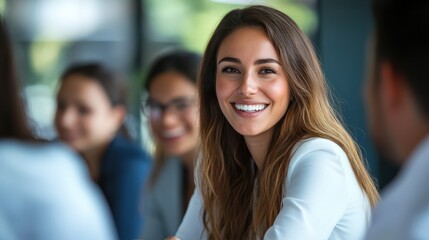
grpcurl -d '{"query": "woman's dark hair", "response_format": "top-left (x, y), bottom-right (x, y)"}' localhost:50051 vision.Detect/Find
top-left (0, 17), bottom-right (33, 140)
top-left (60, 62), bottom-right (129, 137)
top-left (144, 49), bottom-right (201, 91)
top-left (61, 62), bottom-right (126, 106)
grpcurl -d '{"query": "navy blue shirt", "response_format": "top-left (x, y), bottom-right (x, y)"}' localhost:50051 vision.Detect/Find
top-left (99, 135), bottom-right (152, 240)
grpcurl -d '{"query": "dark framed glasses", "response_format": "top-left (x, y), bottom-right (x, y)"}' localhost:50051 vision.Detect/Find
top-left (142, 96), bottom-right (196, 119)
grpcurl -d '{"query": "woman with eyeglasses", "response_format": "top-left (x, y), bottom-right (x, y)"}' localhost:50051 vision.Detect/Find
top-left (54, 62), bottom-right (152, 240)
top-left (141, 50), bottom-right (201, 240)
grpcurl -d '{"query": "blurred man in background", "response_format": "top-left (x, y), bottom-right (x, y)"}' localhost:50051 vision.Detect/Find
top-left (365, 0), bottom-right (429, 239)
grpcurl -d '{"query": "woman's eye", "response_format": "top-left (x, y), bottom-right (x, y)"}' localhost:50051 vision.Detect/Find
top-left (260, 68), bottom-right (276, 74)
top-left (148, 102), bottom-right (162, 112)
top-left (78, 106), bottom-right (91, 115)
top-left (221, 67), bottom-right (240, 73)
top-left (175, 101), bottom-right (191, 110)
top-left (56, 102), bottom-right (66, 112)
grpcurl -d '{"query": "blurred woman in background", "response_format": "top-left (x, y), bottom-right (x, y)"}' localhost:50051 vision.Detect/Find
top-left (141, 50), bottom-right (201, 239)
top-left (0, 16), bottom-right (116, 240)
top-left (54, 63), bottom-right (152, 240)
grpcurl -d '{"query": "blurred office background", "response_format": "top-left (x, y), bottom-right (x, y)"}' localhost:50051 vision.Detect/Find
top-left (1, 0), bottom-right (397, 189)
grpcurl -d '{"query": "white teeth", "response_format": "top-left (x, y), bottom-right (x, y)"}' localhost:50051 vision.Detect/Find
top-left (162, 128), bottom-right (186, 138)
top-left (234, 103), bottom-right (267, 112)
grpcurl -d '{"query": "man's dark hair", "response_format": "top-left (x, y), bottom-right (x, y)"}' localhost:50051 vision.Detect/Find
top-left (373, 0), bottom-right (429, 117)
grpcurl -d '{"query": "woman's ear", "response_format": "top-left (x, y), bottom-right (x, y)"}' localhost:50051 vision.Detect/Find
top-left (111, 105), bottom-right (127, 128)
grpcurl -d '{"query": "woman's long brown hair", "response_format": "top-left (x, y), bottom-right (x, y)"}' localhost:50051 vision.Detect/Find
top-left (198, 5), bottom-right (379, 239)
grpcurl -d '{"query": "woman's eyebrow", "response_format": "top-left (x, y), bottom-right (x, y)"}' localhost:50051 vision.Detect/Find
top-left (218, 57), bottom-right (280, 65)
top-left (218, 57), bottom-right (241, 64)
top-left (254, 58), bottom-right (280, 65)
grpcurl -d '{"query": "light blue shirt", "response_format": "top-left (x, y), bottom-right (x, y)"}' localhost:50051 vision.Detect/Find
top-left (176, 138), bottom-right (371, 240)
top-left (0, 140), bottom-right (117, 240)
top-left (366, 135), bottom-right (429, 240)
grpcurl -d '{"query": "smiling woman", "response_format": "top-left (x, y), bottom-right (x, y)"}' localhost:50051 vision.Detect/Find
top-left (54, 63), bottom-right (152, 240)
top-left (141, 50), bottom-right (202, 240)
top-left (216, 27), bottom-right (290, 167)
top-left (169, 5), bottom-right (379, 240)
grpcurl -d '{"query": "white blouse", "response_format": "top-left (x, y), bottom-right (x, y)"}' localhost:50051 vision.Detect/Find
top-left (176, 138), bottom-right (371, 240)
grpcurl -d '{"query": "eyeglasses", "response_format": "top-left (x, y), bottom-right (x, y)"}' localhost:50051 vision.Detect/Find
top-left (142, 96), bottom-right (195, 119)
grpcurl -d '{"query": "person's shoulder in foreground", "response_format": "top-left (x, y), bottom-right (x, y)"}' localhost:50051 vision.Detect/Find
top-left (365, 137), bottom-right (429, 240)
top-left (0, 139), bottom-right (117, 240)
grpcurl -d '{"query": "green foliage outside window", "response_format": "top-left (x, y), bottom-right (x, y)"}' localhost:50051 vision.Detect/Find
top-left (146, 0), bottom-right (317, 53)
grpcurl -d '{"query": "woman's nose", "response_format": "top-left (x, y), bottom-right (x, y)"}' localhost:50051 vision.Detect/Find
top-left (160, 108), bottom-right (181, 127)
top-left (57, 108), bottom-right (76, 128)
top-left (238, 73), bottom-right (258, 96)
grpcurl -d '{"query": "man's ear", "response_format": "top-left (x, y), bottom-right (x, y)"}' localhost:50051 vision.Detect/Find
top-left (379, 61), bottom-right (407, 113)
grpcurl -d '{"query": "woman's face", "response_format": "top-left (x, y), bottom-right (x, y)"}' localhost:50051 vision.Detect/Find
top-left (216, 27), bottom-right (291, 138)
top-left (55, 74), bottom-right (123, 153)
top-left (148, 71), bottom-right (199, 157)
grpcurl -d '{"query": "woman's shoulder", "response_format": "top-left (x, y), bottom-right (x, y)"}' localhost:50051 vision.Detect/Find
top-left (288, 137), bottom-right (348, 175)
top-left (105, 135), bottom-right (151, 162)
top-left (151, 158), bottom-right (183, 192)
top-left (100, 137), bottom-right (152, 181)
top-left (146, 158), bottom-right (183, 214)
top-left (292, 137), bottom-right (345, 159)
